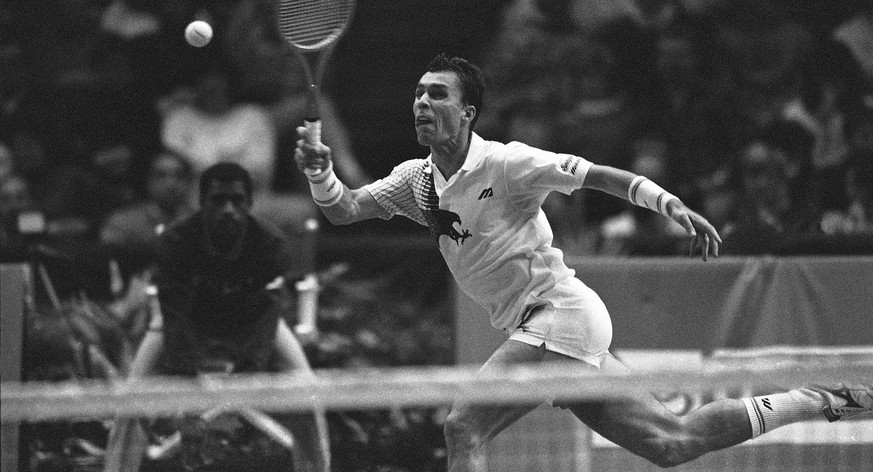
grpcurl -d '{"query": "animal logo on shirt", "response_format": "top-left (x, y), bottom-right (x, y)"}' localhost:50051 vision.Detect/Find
top-left (424, 208), bottom-right (471, 245)
top-left (421, 162), bottom-right (472, 246)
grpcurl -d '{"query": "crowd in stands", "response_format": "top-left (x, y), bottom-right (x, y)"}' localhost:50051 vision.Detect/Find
top-left (1, 0), bottom-right (370, 276)
top-left (1, 0), bottom-right (871, 471)
top-left (476, 0), bottom-right (873, 256)
top-left (2, 0), bottom-right (871, 267)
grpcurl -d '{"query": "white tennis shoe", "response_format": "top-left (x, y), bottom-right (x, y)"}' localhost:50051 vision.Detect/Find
top-left (811, 383), bottom-right (873, 422)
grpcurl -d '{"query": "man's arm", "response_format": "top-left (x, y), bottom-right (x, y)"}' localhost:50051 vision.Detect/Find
top-left (294, 126), bottom-right (388, 225)
top-left (583, 164), bottom-right (722, 260)
top-left (316, 186), bottom-right (384, 226)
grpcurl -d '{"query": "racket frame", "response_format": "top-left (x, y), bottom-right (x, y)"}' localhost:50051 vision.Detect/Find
top-left (278, 0), bottom-right (356, 148)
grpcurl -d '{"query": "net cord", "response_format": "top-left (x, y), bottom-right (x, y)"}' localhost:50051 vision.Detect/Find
top-left (3, 357), bottom-right (872, 422)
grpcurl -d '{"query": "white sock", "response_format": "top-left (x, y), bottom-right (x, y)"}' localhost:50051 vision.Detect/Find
top-left (741, 389), bottom-right (827, 437)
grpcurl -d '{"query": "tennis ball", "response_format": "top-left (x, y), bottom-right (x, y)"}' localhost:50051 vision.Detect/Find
top-left (185, 21), bottom-right (213, 48)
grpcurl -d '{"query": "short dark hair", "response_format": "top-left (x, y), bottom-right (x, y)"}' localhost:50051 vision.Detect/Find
top-left (199, 162), bottom-right (253, 203)
top-left (427, 53), bottom-right (485, 131)
top-left (150, 149), bottom-right (193, 181)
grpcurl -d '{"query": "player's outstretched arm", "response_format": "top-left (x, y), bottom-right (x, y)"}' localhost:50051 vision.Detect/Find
top-left (294, 127), bottom-right (385, 225)
top-left (583, 164), bottom-right (721, 260)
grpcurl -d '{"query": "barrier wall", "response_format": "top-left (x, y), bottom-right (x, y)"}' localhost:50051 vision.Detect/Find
top-left (456, 256), bottom-right (873, 363)
top-left (1, 264), bottom-right (28, 472)
top-left (454, 256), bottom-right (873, 472)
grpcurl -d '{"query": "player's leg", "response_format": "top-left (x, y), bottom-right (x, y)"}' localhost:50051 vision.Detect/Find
top-left (742, 383), bottom-right (872, 432)
top-left (103, 330), bottom-right (165, 472)
top-left (127, 329), bottom-right (166, 377)
top-left (444, 340), bottom-right (548, 472)
top-left (273, 318), bottom-right (331, 472)
top-left (558, 352), bottom-right (873, 467)
top-left (556, 352), bottom-right (751, 467)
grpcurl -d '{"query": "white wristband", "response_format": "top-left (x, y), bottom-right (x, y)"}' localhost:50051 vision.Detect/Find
top-left (308, 163), bottom-right (344, 207)
top-left (628, 176), bottom-right (679, 216)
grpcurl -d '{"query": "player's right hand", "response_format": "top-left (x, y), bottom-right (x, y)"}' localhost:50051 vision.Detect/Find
top-left (294, 126), bottom-right (333, 175)
top-left (667, 199), bottom-right (721, 261)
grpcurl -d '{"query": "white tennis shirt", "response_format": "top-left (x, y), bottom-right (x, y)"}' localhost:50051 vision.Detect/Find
top-left (364, 133), bottom-right (593, 331)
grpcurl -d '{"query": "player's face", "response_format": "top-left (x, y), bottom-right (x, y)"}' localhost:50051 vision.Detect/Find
top-left (202, 180), bottom-right (250, 246)
top-left (414, 71), bottom-right (470, 146)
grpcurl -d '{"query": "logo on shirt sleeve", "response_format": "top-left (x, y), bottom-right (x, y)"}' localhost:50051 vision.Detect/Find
top-left (560, 156), bottom-right (581, 175)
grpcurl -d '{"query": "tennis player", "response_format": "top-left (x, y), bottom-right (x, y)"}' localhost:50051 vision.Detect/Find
top-left (295, 54), bottom-right (872, 470)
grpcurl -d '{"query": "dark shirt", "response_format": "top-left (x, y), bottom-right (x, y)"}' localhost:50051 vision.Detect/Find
top-left (156, 211), bottom-right (295, 373)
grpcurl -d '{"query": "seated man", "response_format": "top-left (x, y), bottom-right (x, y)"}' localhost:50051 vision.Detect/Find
top-left (104, 162), bottom-right (329, 472)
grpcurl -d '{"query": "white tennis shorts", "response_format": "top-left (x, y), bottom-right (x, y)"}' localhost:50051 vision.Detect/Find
top-left (508, 277), bottom-right (613, 368)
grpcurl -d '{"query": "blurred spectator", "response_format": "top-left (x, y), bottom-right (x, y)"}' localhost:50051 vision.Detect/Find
top-left (845, 95), bottom-right (873, 159)
top-left (711, 0), bottom-right (815, 132)
top-left (832, 8), bottom-right (873, 98)
top-left (2, 0), bottom-right (106, 88)
top-left (0, 174), bottom-right (36, 249)
top-left (159, 70), bottom-right (322, 239)
top-left (777, 41), bottom-right (865, 229)
top-left (100, 148), bottom-right (196, 274)
top-left (818, 97), bottom-right (873, 237)
top-left (10, 135), bottom-right (143, 243)
top-left (160, 71), bottom-right (276, 193)
top-left (90, 142), bottom-right (140, 215)
top-left (722, 121), bottom-right (822, 254)
top-left (0, 141), bottom-right (12, 182)
top-left (597, 134), bottom-right (687, 256)
top-left (784, 41), bottom-right (854, 172)
top-left (556, 20), bottom-right (658, 168)
top-left (650, 8), bottom-right (746, 196)
top-left (475, 0), bottom-right (573, 143)
top-left (692, 163), bottom-right (740, 243)
top-left (819, 150), bottom-right (873, 236)
top-left (99, 0), bottom-right (161, 40)
top-left (9, 127), bottom-right (104, 240)
top-left (480, 2), bottom-right (664, 230)
top-left (154, 0), bottom-right (372, 236)
top-left (3, 0), bottom-right (166, 173)
top-left (1, 142), bottom-right (32, 251)
top-left (480, 2), bottom-right (657, 165)
top-left (96, 0), bottom-right (230, 96)
top-left (4, 124), bottom-right (124, 300)
top-left (0, 169), bottom-right (40, 257)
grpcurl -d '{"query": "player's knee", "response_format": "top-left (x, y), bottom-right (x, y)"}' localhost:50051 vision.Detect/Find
top-left (642, 436), bottom-right (700, 468)
top-left (649, 444), bottom-right (688, 468)
top-left (443, 411), bottom-right (485, 451)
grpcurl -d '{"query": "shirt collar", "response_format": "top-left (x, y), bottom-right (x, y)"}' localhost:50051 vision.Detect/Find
top-left (425, 132), bottom-right (487, 176)
top-left (460, 133), bottom-right (487, 172)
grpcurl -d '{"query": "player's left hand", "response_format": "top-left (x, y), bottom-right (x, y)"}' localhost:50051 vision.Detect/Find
top-left (666, 200), bottom-right (721, 261)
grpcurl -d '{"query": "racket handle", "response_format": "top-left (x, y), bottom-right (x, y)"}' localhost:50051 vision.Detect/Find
top-left (304, 119), bottom-right (322, 177)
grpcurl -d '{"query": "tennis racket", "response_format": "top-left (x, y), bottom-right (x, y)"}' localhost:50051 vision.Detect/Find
top-left (278, 0), bottom-right (355, 177)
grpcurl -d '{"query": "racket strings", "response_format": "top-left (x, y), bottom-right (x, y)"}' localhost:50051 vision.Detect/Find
top-left (278, 0), bottom-right (353, 49)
